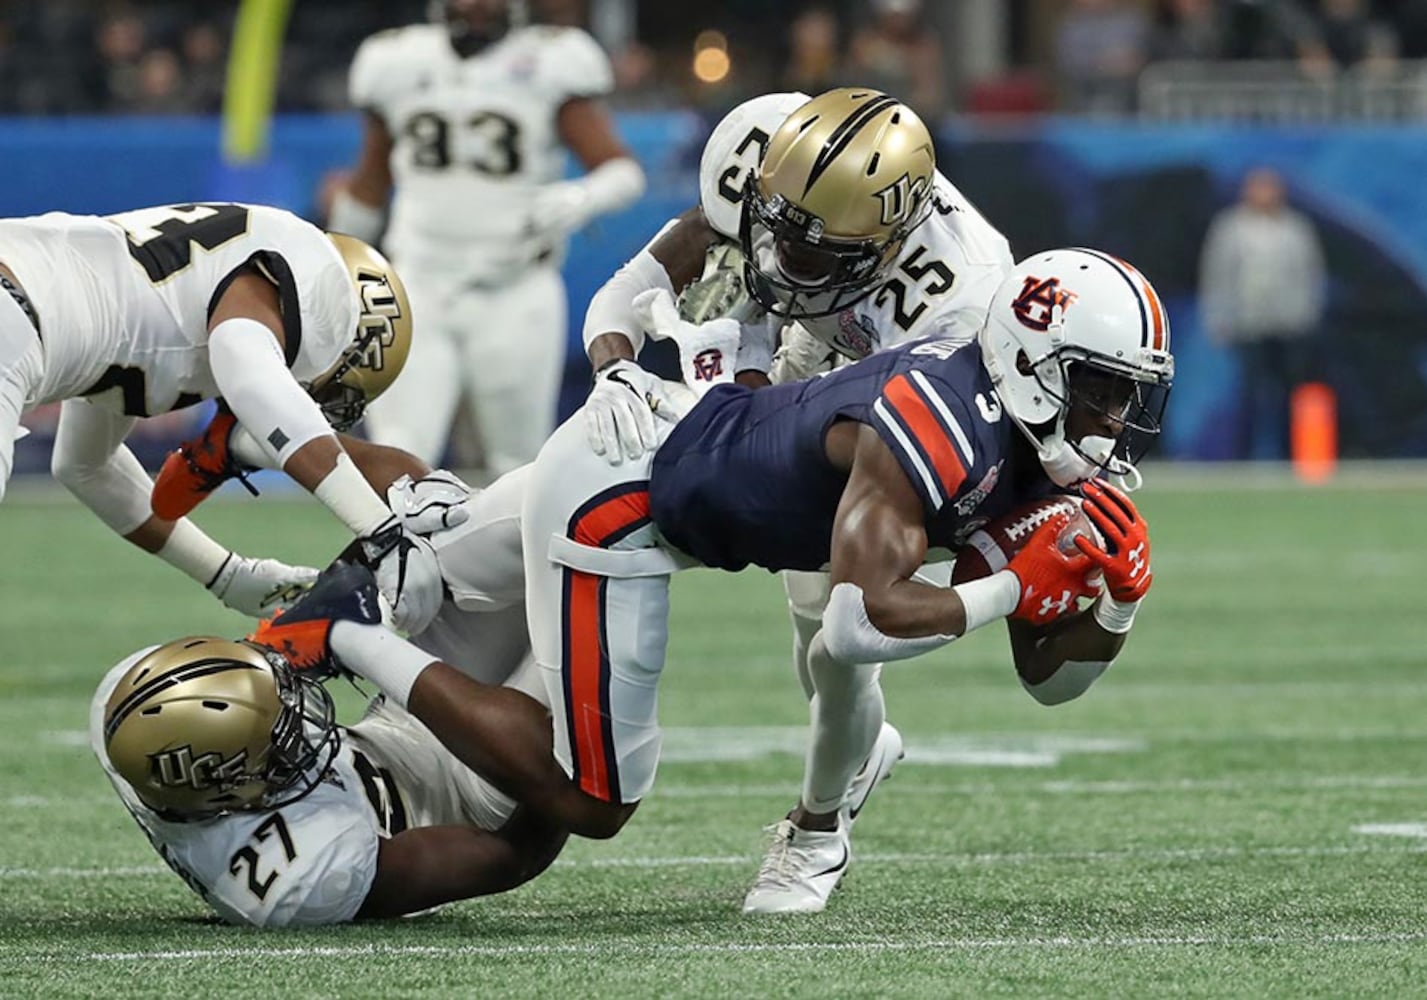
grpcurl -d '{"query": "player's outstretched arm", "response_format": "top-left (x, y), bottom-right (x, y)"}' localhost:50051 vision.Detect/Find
top-left (207, 272), bottom-right (443, 631)
top-left (51, 399), bottom-right (316, 616)
top-left (822, 425), bottom-right (1022, 663)
top-left (358, 805), bottom-right (567, 919)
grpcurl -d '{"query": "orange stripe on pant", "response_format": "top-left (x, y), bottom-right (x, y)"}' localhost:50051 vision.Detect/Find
top-left (562, 486), bottom-right (652, 802)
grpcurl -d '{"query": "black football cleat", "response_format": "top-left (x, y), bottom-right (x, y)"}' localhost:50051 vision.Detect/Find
top-left (247, 562), bottom-right (383, 679)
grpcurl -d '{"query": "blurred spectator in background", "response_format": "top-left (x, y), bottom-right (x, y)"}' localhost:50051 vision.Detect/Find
top-left (131, 47), bottom-right (188, 114)
top-left (1055, 0), bottom-right (1150, 115)
top-left (783, 6), bottom-right (843, 97)
top-left (1199, 167), bottom-right (1327, 461)
top-left (1294, 0), bottom-right (1400, 75)
top-left (95, 8), bottom-right (149, 112)
top-left (182, 21), bottom-right (227, 114)
top-left (1149, 0), bottom-right (1231, 62)
top-left (847, 0), bottom-right (944, 119)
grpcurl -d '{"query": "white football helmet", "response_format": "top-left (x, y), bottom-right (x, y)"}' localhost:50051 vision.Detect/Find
top-left (978, 248), bottom-right (1175, 488)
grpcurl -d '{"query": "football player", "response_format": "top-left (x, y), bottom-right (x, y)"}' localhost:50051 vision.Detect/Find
top-left (92, 557), bottom-right (569, 927)
top-left (0, 202), bottom-right (441, 629)
top-left (518, 246), bottom-right (1173, 913)
top-left (578, 88), bottom-right (1017, 911)
top-left (331, 0), bottom-right (646, 475)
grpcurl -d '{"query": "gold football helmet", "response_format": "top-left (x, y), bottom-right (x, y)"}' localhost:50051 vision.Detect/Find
top-left (739, 88), bottom-right (937, 319)
top-left (103, 637), bottom-right (338, 819)
top-left (310, 234), bottom-right (414, 431)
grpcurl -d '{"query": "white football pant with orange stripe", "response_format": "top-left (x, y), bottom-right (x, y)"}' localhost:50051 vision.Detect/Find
top-left (521, 406), bottom-right (694, 806)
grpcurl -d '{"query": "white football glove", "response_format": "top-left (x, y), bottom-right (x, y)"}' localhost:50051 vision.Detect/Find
top-left (356, 516), bottom-right (446, 635)
top-left (385, 470), bottom-right (474, 538)
top-left (633, 288), bottom-right (741, 397)
top-left (207, 555), bottom-right (318, 617)
top-left (585, 358), bottom-right (687, 465)
top-left (529, 181), bottom-right (593, 242)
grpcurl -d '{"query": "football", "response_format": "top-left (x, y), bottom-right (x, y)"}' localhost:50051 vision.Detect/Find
top-left (951, 495), bottom-right (1105, 586)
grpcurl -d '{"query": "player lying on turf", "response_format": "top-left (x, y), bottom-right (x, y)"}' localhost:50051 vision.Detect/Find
top-left (576, 88), bottom-right (1017, 911)
top-left (92, 477), bottom-right (571, 928)
top-left (0, 202), bottom-right (441, 630)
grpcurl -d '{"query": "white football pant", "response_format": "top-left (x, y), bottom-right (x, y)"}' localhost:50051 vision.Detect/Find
top-left (365, 264), bottom-right (567, 476)
top-left (521, 404), bottom-right (691, 807)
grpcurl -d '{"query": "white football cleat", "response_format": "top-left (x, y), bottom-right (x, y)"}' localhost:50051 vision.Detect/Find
top-left (841, 722), bottom-right (905, 829)
top-left (742, 818), bottom-right (850, 915)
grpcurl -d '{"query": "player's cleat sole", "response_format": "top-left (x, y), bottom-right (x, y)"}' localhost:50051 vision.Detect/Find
top-left (151, 408), bottom-right (258, 520)
top-left (742, 818), bottom-right (851, 915)
top-left (842, 722), bottom-right (905, 829)
top-left (247, 562), bottom-right (382, 677)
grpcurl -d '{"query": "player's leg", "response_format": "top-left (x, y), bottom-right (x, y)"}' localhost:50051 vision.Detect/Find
top-left (364, 270), bottom-right (463, 466)
top-left (521, 412), bottom-right (681, 837)
top-left (459, 266), bottom-right (566, 478)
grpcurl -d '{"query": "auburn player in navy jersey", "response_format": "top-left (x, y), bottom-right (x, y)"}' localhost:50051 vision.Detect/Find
top-left (500, 246), bottom-right (1174, 911)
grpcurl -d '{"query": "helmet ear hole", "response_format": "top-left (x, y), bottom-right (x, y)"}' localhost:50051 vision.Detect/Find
top-left (1015, 350), bottom-right (1035, 377)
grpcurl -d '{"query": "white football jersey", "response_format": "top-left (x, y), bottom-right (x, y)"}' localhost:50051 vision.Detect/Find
top-left (0, 203), bottom-right (356, 415)
top-left (91, 650), bottom-right (521, 928)
top-left (351, 23), bottom-right (614, 281)
top-left (695, 93), bottom-right (1014, 360)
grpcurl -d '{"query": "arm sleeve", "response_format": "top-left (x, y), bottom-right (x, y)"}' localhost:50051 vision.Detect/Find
top-left (208, 317), bottom-right (334, 468)
top-left (49, 399), bottom-right (151, 534)
top-left (581, 220), bottom-right (679, 356)
top-left (868, 370), bottom-right (977, 516)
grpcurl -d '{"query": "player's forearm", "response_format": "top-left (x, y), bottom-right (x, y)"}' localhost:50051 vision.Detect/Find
top-left (586, 332), bottom-right (636, 371)
top-left (407, 663), bottom-right (632, 839)
top-left (1008, 608), bottom-right (1130, 704)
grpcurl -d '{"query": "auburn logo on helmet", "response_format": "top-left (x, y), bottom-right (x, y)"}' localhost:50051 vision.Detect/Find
top-left (1011, 276), bottom-right (1078, 332)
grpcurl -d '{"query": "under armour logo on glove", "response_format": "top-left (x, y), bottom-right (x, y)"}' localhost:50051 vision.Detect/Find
top-left (1036, 589), bottom-right (1075, 620)
top-left (1073, 481), bottom-right (1154, 603)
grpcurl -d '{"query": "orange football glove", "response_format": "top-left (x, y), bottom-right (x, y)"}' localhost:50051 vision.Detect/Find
top-left (1073, 480), bottom-right (1153, 603)
top-left (1005, 513), bottom-right (1099, 623)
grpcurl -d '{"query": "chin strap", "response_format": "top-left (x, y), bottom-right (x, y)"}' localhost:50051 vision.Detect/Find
top-left (1035, 418), bottom-right (1143, 492)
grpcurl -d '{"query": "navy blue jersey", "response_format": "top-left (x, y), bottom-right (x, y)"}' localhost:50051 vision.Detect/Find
top-left (649, 339), bottom-right (1060, 572)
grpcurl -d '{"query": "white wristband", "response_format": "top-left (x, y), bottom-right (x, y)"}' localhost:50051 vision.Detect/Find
top-left (312, 452), bottom-right (391, 537)
top-left (156, 518), bottom-right (231, 586)
top-left (328, 188), bottom-right (385, 246)
top-left (330, 619), bottom-right (437, 710)
top-left (953, 570), bottom-right (1021, 634)
top-left (1093, 594), bottom-right (1142, 635)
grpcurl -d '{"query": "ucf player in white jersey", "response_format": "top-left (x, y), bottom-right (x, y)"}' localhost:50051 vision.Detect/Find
top-left (579, 89), bottom-right (1014, 913)
top-left (330, 0), bottom-right (646, 476)
top-left (91, 555), bottom-right (570, 927)
top-left (0, 202), bottom-right (442, 630)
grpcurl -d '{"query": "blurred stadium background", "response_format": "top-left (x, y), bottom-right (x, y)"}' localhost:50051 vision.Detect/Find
top-left (7, 0), bottom-right (1427, 474)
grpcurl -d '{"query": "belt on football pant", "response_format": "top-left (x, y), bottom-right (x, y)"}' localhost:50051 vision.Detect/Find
top-left (0, 266), bottom-right (40, 339)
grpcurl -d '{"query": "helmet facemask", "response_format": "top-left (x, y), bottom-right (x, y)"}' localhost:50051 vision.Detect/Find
top-left (738, 180), bottom-right (926, 320)
top-left (257, 652), bottom-right (341, 813)
top-left (1010, 339), bottom-right (1173, 490)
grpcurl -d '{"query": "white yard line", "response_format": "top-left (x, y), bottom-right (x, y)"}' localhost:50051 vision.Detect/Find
top-left (2, 930), bottom-right (1419, 963)
top-left (4, 841), bottom-right (1425, 881)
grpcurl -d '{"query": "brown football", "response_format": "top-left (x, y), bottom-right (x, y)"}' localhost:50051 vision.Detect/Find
top-left (951, 495), bottom-right (1104, 586)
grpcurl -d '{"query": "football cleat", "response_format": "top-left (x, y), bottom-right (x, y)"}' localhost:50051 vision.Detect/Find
top-left (151, 406), bottom-right (258, 520)
top-left (742, 818), bottom-right (851, 915)
top-left (841, 722), bottom-right (905, 829)
top-left (247, 562), bottom-right (382, 679)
